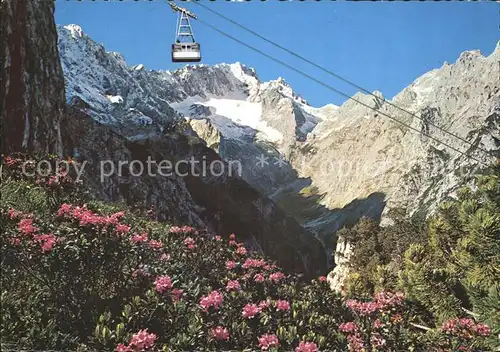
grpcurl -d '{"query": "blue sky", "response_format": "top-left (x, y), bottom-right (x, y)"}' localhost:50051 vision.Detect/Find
top-left (55, 0), bottom-right (498, 107)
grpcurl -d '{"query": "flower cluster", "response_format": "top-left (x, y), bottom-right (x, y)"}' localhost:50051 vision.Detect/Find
top-left (225, 260), bottom-right (237, 270)
top-left (33, 234), bottom-right (57, 252)
top-left (339, 322), bottom-right (358, 334)
top-left (258, 334), bottom-right (279, 351)
top-left (200, 290), bottom-right (224, 312)
top-left (116, 329), bottom-right (157, 351)
top-left (18, 218), bottom-right (39, 235)
top-left (183, 236), bottom-right (196, 249)
top-left (211, 326), bottom-right (230, 341)
top-left (275, 300), bottom-right (290, 311)
top-left (171, 288), bottom-right (184, 302)
top-left (295, 341), bottom-right (319, 352)
top-left (131, 233), bottom-right (148, 244)
top-left (225, 280), bottom-right (241, 292)
top-left (235, 245), bottom-right (247, 255)
top-left (170, 225), bottom-right (197, 234)
top-left (373, 291), bottom-right (405, 309)
top-left (154, 275), bottom-right (173, 294)
top-left (345, 291), bottom-right (405, 317)
top-left (269, 271), bottom-right (285, 283)
top-left (57, 204), bottom-right (127, 232)
top-left (242, 303), bottom-right (262, 319)
top-left (441, 318), bottom-right (491, 338)
top-left (242, 258), bottom-right (267, 269)
top-left (254, 273), bottom-right (265, 283)
top-left (7, 210), bottom-right (61, 253)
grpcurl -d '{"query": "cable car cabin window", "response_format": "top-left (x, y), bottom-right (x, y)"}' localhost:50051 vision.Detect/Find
top-left (171, 43), bottom-right (201, 62)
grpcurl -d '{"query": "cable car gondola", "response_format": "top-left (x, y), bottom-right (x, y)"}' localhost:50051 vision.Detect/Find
top-left (169, 2), bottom-right (201, 63)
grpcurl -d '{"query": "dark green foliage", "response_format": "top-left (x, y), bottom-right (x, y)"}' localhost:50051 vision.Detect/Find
top-left (340, 166), bottom-right (499, 350)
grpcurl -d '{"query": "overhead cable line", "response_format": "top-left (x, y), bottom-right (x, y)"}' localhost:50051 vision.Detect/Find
top-left (192, 1), bottom-right (494, 158)
top-left (193, 16), bottom-right (489, 167)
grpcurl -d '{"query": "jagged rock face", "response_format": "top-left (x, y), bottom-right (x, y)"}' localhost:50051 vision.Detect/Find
top-left (58, 25), bottom-right (177, 140)
top-left (56, 24), bottom-right (320, 199)
top-left (63, 111), bottom-right (327, 277)
top-left (292, 45), bottom-right (500, 222)
top-left (305, 46), bottom-right (500, 291)
top-left (1, 0), bottom-right (65, 156)
top-left (56, 25), bottom-right (327, 277)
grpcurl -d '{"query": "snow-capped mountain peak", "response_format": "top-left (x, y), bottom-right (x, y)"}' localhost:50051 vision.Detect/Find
top-left (64, 24), bottom-right (84, 38)
top-left (260, 77), bottom-right (308, 105)
top-left (57, 23), bottom-right (324, 145)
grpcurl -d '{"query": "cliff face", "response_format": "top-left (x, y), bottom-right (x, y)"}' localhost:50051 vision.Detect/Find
top-left (290, 46), bottom-right (500, 219)
top-left (1, 0), bottom-right (65, 156)
top-left (64, 110), bottom-right (327, 276)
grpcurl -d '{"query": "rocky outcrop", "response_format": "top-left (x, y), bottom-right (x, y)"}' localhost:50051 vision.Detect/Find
top-left (326, 235), bottom-right (352, 292)
top-left (1, 0), bottom-right (65, 156)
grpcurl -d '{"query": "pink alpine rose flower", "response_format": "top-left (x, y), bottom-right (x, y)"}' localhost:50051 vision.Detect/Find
top-left (258, 300), bottom-right (271, 309)
top-left (33, 234), bottom-right (57, 252)
top-left (225, 260), bottom-right (237, 270)
top-left (269, 271), bottom-right (285, 283)
top-left (226, 280), bottom-right (241, 292)
top-left (154, 275), bottom-right (173, 293)
top-left (160, 253), bottom-right (170, 261)
top-left (18, 218), bottom-right (38, 235)
top-left (475, 323), bottom-right (491, 336)
top-left (148, 239), bottom-right (163, 249)
top-left (211, 326), bottom-right (230, 341)
top-left (258, 334), bottom-right (279, 351)
top-left (130, 233), bottom-right (148, 244)
top-left (171, 288), bottom-right (184, 302)
top-left (128, 329), bottom-right (157, 351)
top-left (242, 303), bottom-right (261, 319)
top-left (115, 343), bottom-right (131, 352)
top-left (339, 322), bottom-right (358, 334)
top-left (235, 246), bottom-right (247, 255)
top-left (254, 273), bottom-right (265, 283)
top-left (184, 236), bottom-right (196, 249)
top-left (200, 291), bottom-right (224, 312)
top-left (115, 224), bottom-right (131, 234)
top-left (7, 208), bottom-right (22, 219)
top-left (296, 341), bottom-right (318, 352)
top-left (275, 299), bottom-right (290, 311)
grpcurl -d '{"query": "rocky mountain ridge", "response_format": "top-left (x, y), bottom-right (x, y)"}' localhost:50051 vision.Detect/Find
top-left (56, 23), bottom-right (499, 273)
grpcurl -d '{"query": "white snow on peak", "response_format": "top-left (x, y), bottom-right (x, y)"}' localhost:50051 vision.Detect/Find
top-left (261, 77), bottom-right (308, 105)
top-left (301, 103), bottom-right (339, 119)
top-left (106, 95), bottom-right (123, 104)
top-left (64, 24), bottom-right (84, 38)
top-left (170, 95), bottom-right (283, 143)
top-left (56, 23), bottom-right (328, 144)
